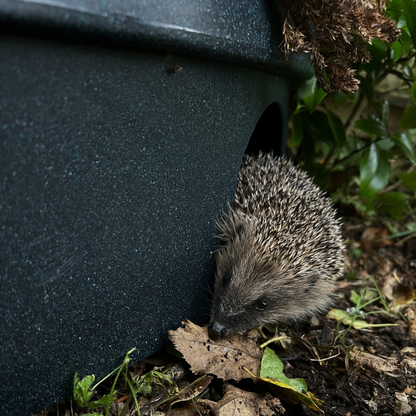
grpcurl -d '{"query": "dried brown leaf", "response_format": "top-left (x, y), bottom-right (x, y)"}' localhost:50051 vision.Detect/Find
top-left (163, 375), bottom-right (213, 415)
top-left (353, 351), bottom-right (400, 375)
top-left (198, 384), bottom-right (285, 416)
top-left (361, 225), bottom-right (392, 252)
top-left (168, 320), bottom-right (262, 381)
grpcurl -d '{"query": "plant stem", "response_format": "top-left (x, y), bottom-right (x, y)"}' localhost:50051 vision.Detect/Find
top-left (332, 142), bottom-right (371, 168)
top-left (344, 91), bottom-right (365, 133)
top-left (388, 69), bottom-right (413, 87)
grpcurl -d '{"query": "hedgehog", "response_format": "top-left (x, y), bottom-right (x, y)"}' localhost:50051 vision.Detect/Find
top-left (208, 152), bottom-right (344, 340)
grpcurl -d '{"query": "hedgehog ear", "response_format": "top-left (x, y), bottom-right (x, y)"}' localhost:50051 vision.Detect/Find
top-left (220, 223), bottom-right (245, 245)
top-left (216, 214), bottom-right (247, 245)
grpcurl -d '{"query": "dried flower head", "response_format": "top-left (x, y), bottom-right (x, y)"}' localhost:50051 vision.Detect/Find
top-left (281, 0), bottom-right (400, 93)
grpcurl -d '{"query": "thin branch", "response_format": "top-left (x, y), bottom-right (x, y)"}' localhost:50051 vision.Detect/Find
top-left (332, 143), bottom-right (371, 168)
top-left (344, 92), bottom-right (365, 133)
top-left (388, 69), bottom-right (413, 87)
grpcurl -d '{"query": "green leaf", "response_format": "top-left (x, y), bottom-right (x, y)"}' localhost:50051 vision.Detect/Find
top-left (369, 39), bottom-right (389, 59)
top-left (245, 366), bottom-right (324, 413)
top-left (411, 82), bottom-right (416, 105)
top-left (398, 169), bottom-right (416, 191)
top-left (291, 113), bottom-right (303, 147)
top-left (327, 110), bottom-right (346, 148)
top-left (400, 28), bottom-right (412, 57)
top-left (303, 163), bottom-right (331, 190)
top-left (357, 75), bottom-right (374, 105)
top-left (327, 309), bottom-right (397, 329)
top-left (380, 100), bottom-right (390, 126)
top-left (386, 0), bottom-right (402, 21)
top-left (402, 0), bottom-right (416, 49)
top-left (376, 192), bottom-right (410, 220)
top-left (260, 347), bottom-right (308, 393)
top-left (89, 394), bottom-right (116, 408)
top-left (350, 290), bottom-right (361, 306)
top-left (390, 40), bottom-right (403, 65)
top-left (301, 110), bottom-right (336, 146)
top-left (391, 133), bottom-right (416, 165)
top-left (364, 39), bottom-right (388, 77)
top-left (400, 105), bottom-right (416, 129)
top-left (354, 115), bottom-right (387, 138)
top-left (332, 91), bottom-right (351, 107)
top-left (73, 373), bottom-right (95, 407)
top-left (350, 288), bottom-right (377, 307)
top-left (298, 77), bottom-right (327, 111)
top-left (360, 143), bottom-right (390, 199)
top-left (376, 138), bottom-right (395, 151)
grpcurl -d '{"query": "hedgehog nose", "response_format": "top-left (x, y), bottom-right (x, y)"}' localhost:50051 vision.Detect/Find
top-left (208, 322), bottom-right (227, 340)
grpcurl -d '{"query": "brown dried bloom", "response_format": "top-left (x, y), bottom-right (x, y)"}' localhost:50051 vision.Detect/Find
top-left (281, 0), bottom-right (400, 93)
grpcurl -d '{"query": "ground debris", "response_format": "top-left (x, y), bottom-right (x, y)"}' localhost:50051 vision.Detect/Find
top-left (168, 319), bottom-right (262, 381)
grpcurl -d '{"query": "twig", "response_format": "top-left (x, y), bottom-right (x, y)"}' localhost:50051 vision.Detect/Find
top-left (388, 69), bottom-right (413, 87)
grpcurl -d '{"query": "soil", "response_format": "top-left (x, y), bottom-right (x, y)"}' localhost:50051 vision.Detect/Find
top-left (33, 219), bottom-right (416, 416)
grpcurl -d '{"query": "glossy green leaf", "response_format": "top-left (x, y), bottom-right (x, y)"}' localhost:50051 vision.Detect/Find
top-left (302, 110), bottom-right (336, 146)
top-left (360, 143), bottom-right (390, 199)
top-left (261, 348), bottom-right (308, 393)
top-left (376, 138), bottom-right (395, 151)
top-left (357, 75), bottom-right (374, 105)
top-left (376, 192), bottom-right (410, 220)
top-left (369, 39), bottom-right (389, 58)
top-left (386, 0), bottom-right (402, 20)
top-left (391, 133), bottom-right (416, 165)
top-left (298, 77), bottom-right (327, 111)
top-left (327, 110), bottom-right (346, 148)
top-left (380, 100), bottom-right (390, 126)
top-left (400, 28), bottom-right (412, 57)
top-left (398, 169), bottom-right (416, 191)
top-left (364, 39), bottom-right (388, 77)
top-left (291, 113), bottom-right (303, 147)
top-left (332, 91), bottom-right (351, 107)
top-left (411, 81), bottom-right (416, 105)
top-left (402, 0), bottom-right (416, 49)
top-left (400, 105), bottom-right (416, 129)
top-left (246, 366), bottom-right (324, 413)
top-left (391, 40), bottom-right (403, 64)
top-left (354, 115), bottom-right (387, 138)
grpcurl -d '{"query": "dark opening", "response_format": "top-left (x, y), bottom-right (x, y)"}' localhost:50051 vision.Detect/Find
top-left (244, 102), bottom-right (284, 156)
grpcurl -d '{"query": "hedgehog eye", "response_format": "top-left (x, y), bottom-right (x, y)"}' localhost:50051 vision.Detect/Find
top-left (255, 300), bottom-right (267, 311)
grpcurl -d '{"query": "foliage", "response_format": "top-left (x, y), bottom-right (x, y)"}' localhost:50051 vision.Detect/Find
top-left (281, 0), bottom-right (400, 93)
top-left (245, 348), bottom-right (324, 412)
top-left (328, 276), bottom-right (398, 360)
top-left (73, 348), bottom-right (175, 416)
top-left (73, 347), bottom-right (177, 416)
top-left (286, 0), bottom-right (416, 220)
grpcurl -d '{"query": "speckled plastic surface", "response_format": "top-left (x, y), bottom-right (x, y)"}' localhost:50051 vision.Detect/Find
top-left (0, 0), bottom-right (313, 79)
top-left (0, 1), bottom-right (312, 415)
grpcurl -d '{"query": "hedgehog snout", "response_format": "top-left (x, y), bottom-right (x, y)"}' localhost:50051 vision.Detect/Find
top-left (208, 321), bottom-right (228, 340)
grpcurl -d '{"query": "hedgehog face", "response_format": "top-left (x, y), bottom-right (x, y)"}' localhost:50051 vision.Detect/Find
top-left (208, 221), bottom-right (296, 340)
top-left (208, 215), bottom-right (336, 340)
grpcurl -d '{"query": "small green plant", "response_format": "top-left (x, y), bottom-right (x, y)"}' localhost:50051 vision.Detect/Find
top-left (73, 348), bottom-right (177, 416)
top-left (74, 348), bottom-right (136, 416)
top-left (328, 276), bottom-right (398, 360)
